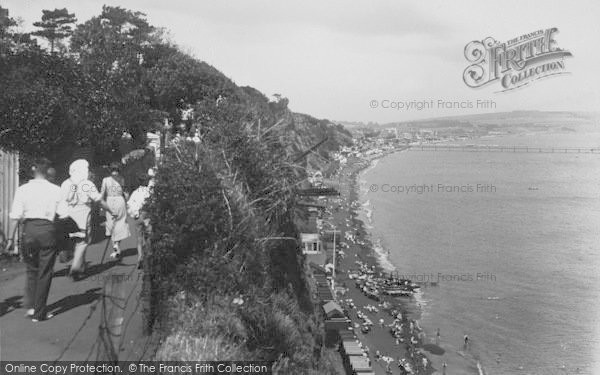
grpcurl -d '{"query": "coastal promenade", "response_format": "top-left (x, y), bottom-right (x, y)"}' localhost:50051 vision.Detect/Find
top-left (0, 226), bottom-right (153, 361)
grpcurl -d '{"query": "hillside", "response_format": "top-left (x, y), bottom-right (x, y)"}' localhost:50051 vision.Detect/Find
top-left (341, 111), bottom-right (599, 138)
top-left (236, 86), bottom-right (353, 168)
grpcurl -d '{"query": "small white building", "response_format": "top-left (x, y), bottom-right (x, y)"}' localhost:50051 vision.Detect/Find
top-left (300, 233), bottom-right (321, 254)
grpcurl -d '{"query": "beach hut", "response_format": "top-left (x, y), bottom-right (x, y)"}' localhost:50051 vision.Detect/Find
top-left (323, 301), bottom-right (344, 319)
top-left (325, 317), bottom-right (351, 332)
top-left (300, 233), bottom-right (321, 254)
top-left (339, 330), bottom-right (356, 342)
top-left (322, 301), bottom-right (347, 333)
top-left (349, 356), bottom-right (372, 374)
top-left (342, 341), bottom-right (364, 357)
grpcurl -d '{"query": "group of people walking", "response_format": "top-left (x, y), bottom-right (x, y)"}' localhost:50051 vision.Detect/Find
top-left (4, 158), bottom-right (153, 322)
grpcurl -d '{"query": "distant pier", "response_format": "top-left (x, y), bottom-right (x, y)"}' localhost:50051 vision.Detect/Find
top-left (408, 144), bottom-right (600, 154)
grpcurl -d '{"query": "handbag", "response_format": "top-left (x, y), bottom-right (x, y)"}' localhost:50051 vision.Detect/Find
top-left (55, 216), bottom-right (80, 235)
top-left (54, 216), bottom-right (80, 263)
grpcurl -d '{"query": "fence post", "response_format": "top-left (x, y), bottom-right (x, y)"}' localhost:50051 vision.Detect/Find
top-left (97, 274), bottom-right (127, 361)
top-left (141, 235), bottom-right (153, 335)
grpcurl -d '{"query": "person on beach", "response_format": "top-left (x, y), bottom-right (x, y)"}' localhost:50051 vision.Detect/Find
top-left (100, 162), bottom-right (131, 259)
top-left (61, 159), bottom-right (114, 280)
top-left (436, 328), bottom-right (441, 344)
top-left (464, 334), bottom-right (469, 348)
top-left (6, 158), bottom-right (64, 321)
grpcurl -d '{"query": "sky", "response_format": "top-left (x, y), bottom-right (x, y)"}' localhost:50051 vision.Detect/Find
top-left (3, 0), bottom-right (600, 123)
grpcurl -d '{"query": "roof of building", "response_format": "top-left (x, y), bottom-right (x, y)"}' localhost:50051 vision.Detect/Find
top-left (322, 301), bottom-right (344, 317)
top-left (323, 301), bottom-right (344, 317)
top-left (300, 233), bottom-right (320, 242)
top-left (350, 356), bottom-right (372, 370)
top-left (349, 356), bottom-right (371, 370)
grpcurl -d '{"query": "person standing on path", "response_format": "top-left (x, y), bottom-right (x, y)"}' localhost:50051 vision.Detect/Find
top-left (5, 158), bottom-right (64, 321)
top-left (60, 159), bottom-right (114, 280)
top-left (127, 169), bottom-right (155, 268)
top-left (100, 162), bottom-right (131, 259)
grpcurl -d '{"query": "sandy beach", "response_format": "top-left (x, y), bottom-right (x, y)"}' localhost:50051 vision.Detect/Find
top-left (326, 151), bottom-right (440, 375)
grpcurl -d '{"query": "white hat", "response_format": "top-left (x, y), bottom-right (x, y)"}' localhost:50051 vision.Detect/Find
top-left (69, 159), bottom-right (89, 184)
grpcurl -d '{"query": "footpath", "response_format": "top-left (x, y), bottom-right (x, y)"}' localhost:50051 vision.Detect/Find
top-left (0, 223), bottom-right (153, 362)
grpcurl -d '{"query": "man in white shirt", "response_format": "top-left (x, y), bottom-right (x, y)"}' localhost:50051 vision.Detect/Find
top-left (6, 158), bottom-right (65, 322)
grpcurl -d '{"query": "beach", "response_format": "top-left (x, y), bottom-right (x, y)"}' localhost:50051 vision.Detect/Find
top-left (355, 131), bottom-right (600, 374)
top-left (327, 151), bottom-right (438, 375)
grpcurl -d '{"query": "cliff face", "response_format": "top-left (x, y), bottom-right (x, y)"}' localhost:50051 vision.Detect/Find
top-left (236, 86), bottom-right (353, 169)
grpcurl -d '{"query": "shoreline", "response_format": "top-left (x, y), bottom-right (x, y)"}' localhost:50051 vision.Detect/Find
top-left (327, 147), bottom-right (437, 375)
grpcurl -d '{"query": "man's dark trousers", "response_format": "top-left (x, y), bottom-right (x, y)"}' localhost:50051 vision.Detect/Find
top-left (22, 219), bottom-right (57, 320)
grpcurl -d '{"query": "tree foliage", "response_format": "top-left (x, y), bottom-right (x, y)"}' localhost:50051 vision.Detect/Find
top-left (31, 8), bottom-right (76, 53)
top-left (0, 6), bottom-right (38, 56)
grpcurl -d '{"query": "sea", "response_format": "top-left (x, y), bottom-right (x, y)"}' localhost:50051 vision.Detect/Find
top-left (359, 129), bottom-right (600, 374)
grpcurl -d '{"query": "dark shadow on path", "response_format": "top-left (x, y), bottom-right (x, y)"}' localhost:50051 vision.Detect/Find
top-left (0, 296), bottom-right (23, 317)
top-left (46, 288), bottom-right (102, 317)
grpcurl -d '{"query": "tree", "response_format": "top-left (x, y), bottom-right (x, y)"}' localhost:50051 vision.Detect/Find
top-left (71, 6), bottom-right (156, 75)
top-left (31, 8), bottom-right (76, 53)
top-left (0, 6), bottom-right (14, 33)
top-left (0, 6), bottom-right (15, 55)
top-left (0, 47), bottom-right (138, 175)
top-left (70, 6), bottom-right (164, 145)
top-left (1, 6), bottom-right (39, 55)
top-left (145, 47), bottom-right (240, 126)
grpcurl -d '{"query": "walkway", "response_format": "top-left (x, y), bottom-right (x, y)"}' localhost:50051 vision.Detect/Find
top-left (0, 223), bottom-right (152, 361)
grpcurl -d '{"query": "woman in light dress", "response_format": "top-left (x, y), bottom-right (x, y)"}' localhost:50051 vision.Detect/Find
top-left (101, 162), bottom-right (131, 259)
top-left (61, 159), bottom-right (114, 280)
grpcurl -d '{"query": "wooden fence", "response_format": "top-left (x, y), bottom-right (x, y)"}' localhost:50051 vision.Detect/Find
top-left (0, 150), bottom-right (19, 242)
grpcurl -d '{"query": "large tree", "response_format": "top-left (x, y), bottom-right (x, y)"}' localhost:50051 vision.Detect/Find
top-left (0, 49), bottom-right (129, 171)
top-left (71, 6), bottom-right (156, 76)
top-left (70, 6), bottom-right (163, 144)
top-left (31, 8), bottom-right (76, 53)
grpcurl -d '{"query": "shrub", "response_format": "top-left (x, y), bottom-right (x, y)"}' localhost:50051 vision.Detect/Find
top-left (146, 132), bottom-right (332, 372)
